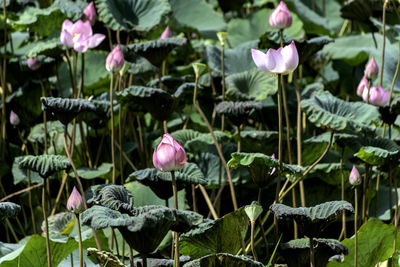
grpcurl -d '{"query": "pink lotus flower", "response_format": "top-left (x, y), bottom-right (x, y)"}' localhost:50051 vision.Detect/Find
top-left (27, 57), bottom-right (41, 70)
top-left (357, 76), bottom-right (368, 96)
top-left (67, 186), bottom-right (84, 214)
top-left (349, 166), bottom-right (361, 186)
top-left (60, 19), bottom-right (105, 53)
top-left (269, 1), bottom-right (292, 29)
top-left (10, 110), bottom-right (20, 126)
top-left (364, 57), bottom-right (379, 81)
top-left (106, 45), bottom-right (125, 72)
top-left (160, 26), bottom-right (172, 39)
top-left (82, 2), bottom-right (97, 26)
top-left (251, 41), bottom-right (298, 74)
top-left (153, 133), bottom-right (187, 172)
top-left (362, 85), bottom-right (390, 107)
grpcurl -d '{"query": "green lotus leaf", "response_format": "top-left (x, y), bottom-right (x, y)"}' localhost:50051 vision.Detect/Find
top-left (240, 130), bottom-right (278, 154)
top-left (26, 37), bottom-right (63, 57)
top-left (204, 40), bottom-right (259, 77)
top-left (179, 208), bottom-right (248, 259)
top-left (157, 163), bottom-right (207, 185)
top-left (18, 154), bottom-right (71, 178)
top-left (0, 202), bottom-right (21, 221)
top-left (215, 101), bottom-right (262, 126)
top-left (68, 163), bottom-right (113, 180)
top-left (41, 97), bottom-right (96, 125)
top-left (340, 0), bottom-right (372, 23)
top-left (183, 253), bottom-right (264, 267)
top-left (306, 163), bottom-right (352, 188)
top-left (51, 0), bottom-right (87, 20)
top-left (228, 152), bottom-right (303, 186)
top-left (116, 86), bottom-right (177, 121)
top-left (152, 129), bottom-right (201, 149)
top-left (225, 68), bottom-right (278, 101)
top-left (28, 120), bottom-right (64, 144)
top-left (126, 38), bottom-right (186, 67)
top-left (95, 0), bottom-right (171, 32)
top-left (87, 248), bottom-right (124, 267)
top-left (126, 54), bottom-right (157, 75)
top-left (12, 156), bottom-right (44, 185)
top-left (42, 212), bottom-right (74, 236)
top-left (301, 91), bottom-right (380, 133)
top-left (270, 201), bottom-right (354, 237)
top-left (170, 0), bottom-right (226, 33)
top-left (185, 131), bottom-right (231, 153)
top-left (354, 137), bottom-right (400, 166)
top-left (91, 184), bottom-right (135, 214)
top-left (280, 238), bottom-right (348, 267)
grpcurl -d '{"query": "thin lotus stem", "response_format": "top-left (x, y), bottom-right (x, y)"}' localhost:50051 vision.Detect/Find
top-left (42, 178), bottom-right (52, 267)
top-left (237, 124), bottom-right (242, 152)
top-left (73, 51), bottom-right (78, 97)
top-left (76, 214), bottom-right (84, 267)
top-left (121, 239), bottom-right (125, 263)
top-left (143, 256), bottom-right (147, 267)
top-left (221, 42), bottom-right (226, 131)
top-left (361, 163), bottom-right (368, 223)
top-left (390, 166), bottom-right (394, 220)
top-left (380, 0), bottom-right (388, 87)
top-left (192, 184), bottom-right (198, 212)
top-left (171, 171), bottom-right (180, 267)
top-left (110, 73), bottom-right (116, 184)
top-left (193, 75), bottom-right (238, 210)
top-left (129, 246), bottom-right (133, 267)
top-left (340, 147), bottom-right (347, 239)
top-left (28, 170), bottom-right (37, 234)
top-left (199, 184), bottom-right (218, 219)
top-left (0, 183), bottom-right (42, 202)
top-left (77, 53), bottom-right (84, 98)
top-left (39, 80), bottom-right (48, 154)
top-left (114, 140), bottom-right (138, 171)
top-left (310, 237), bottom-right (315, 267)
top-left (5, 218), bottom-right (18, 242)
top-left (0, 0), bottom-right (7, 160)
top-left (250, 221), bottom-right (258, 261)
top-left (51, 172), bottom-right (68, 215)
top-left (389, 40), bottom-right (400, 105)
top-left (113, 228), bottom-right (120, 256)
top-left (393, 164), bottom-right (399, 263)
top-left (118, 75), bottom-right (124, 184)
top-left (163, 120), bottom-right (168, 134)
top-left (366, 80), bottom-right (371, 104)
top-left (291, 188), bottom-right (298, 239)
top-left (354, 186), bottom-right (358, 267)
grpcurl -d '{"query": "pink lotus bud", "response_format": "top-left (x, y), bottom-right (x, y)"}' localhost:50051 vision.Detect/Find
top-left (27, 57), bottom-right (41, 70)
top-left (362, 85), bottom-right (390, 107)
top-left (9, 110), bottom-right (20, 126)
top-left (269, 1), bottom-right (292, 29)
top-left (82, 2), bottom-right (97, 26)
top-left (270, 154), bottom-right (276, 175)
top-left (364, 57), bottom-right (379, 80)
top-left (153, 133), bottom-right (187, 172)
top-left (67, 186), bottom-right (84, 214)
top-left (251, 40), bottom-right (298, 75)
top-left (106, 45), bottom-right (125, 73)
top-left (160, 26), bottom-right (172, 39)
top-left (357, 76), bottom-right (368, 96)
top-left (349, 166), bottom-right (361, 186)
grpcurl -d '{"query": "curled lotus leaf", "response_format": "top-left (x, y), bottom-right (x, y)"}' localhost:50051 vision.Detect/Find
top-left (270, 201), bottom-right (354, 238)
top-left (41, 97), bottom-right (96, 125)
top-left (280, 238), bottom-right (348, 267)
top-left (126, 38), bottom-right (187, 67)
top-left (301, 91), bottom-right (380, 133)
top-left (183, 253), bottom-right (264, 267)
top-left (0, 202), bottom-right (21, 221)
top-left (215, 101), bottom-right (263, 126)
top-left (354, 137), bottom-right (400, 166)
top-left (87, 248), bottom-right (125, 267)
top-left (18, 154), bottom-right (71, 178)
top-left (91, 184), bottom-right (135, 214)
top-left (41, 212), bottom-right (74, 236)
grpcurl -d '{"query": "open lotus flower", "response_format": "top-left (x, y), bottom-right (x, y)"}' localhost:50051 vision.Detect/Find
top-left (9, 110), bottom-right (20, 126)
top-left (362, 85), bottom-right (390, 107)
top-left (60, 19), bottom-right (105, 53)
top-left (160, 26), bottom-right (172, 39)
top-left (364, 57), bottom-right (379, 81)
top-left (27, 57), bottom-right (41, 70)
top-left (251, 41), bottom-right (298, 75)
top-left (269, 1), bottom-right (292, 29)
top-left (67, 186), bottom-right (84, 214)
top-left (106, 45), bottom-right (125, 73)
top-left (356, 76), bottom-right (368, 96)
top-left (153, 133), bottom-right (187, 172)
top-left (349, 166), bottom-right (361, 186)
top-left (82, 2), bottom-right (97, 26)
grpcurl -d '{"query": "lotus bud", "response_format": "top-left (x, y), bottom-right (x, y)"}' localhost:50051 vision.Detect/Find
top-left (9, 110), bottom-right (20, 126)
top-left (245, 203), bottom-right (263, 222)
top-left (364, 57), bottom-right (379, 81)
top-left (349, 166), bottom-right (361, 186)
top-left (270, 154), bottom-right (276, 176)
top-left (362, 85), bottom-right (390, 107)
top-left (82, 2), bottom-right (97, 26)
top-left (67, 186), bottom-right (84, 214)
top-left (192, 63), bottom-right (208, 78)
top-left (269, 1), bottom-right (292, 29)
top-left (217, 32), bottom-right (228, 46)
top-left (153, 133), bottom-right (187, 172)
top-left (27, 57), bottom-right (41, 70)
top-left (160, 26), bottom-right (172, 39)
top-left (106, 45), bottom-right (125, 73)
top-left (356, 76), bottom-right (368, 97)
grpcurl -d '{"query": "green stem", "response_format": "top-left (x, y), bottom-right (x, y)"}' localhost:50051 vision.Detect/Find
top-left (0, 0), bottom-right (7, 159)
top-left (237, 124), bottom-right (241, 152)
top-left (366, 80), bottom-right (371, 104)
top-left (143, 255), bottom-right (147, 267)
top-left (354, 187), bottom-right (358, 267)
top-left (340, 147), bottom-right (346, 239)
top-left (76, 214), bottom-right (83, 267)
top-left (118, 75), bottom-right (124, 184)
top-left (250, 221), bottom-right (258, 261)
top-left (380, 0), bottom-right (388, 87)
top-left (310, 237), bottom-right (315, 267)
top-left (389, 40), bottom-right (400, 105)
top-left (393, 164), bottom-right (398, 263)
top-left (42, 179), bottom-right (52, 267)
top-left (221, 43), bottom-right (226, 131)
top-left (171, 171), bottom-right (180, 267)
top-left (110, 74), bottom-right (116, 184)
top-left (39, 80), bottom-right (48, 154)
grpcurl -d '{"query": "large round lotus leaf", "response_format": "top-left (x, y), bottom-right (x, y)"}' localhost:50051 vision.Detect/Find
top-left (228, 152), bottom-right (303, 186)
top-left (280, 238), bottom-right (348, 267)
top-left (116, 86), bottom-right (176, 121)
top-left (301, 91), bottom-right (380, 133)
top-left (183, 253), bottom-right (264, 267)
top-left (91, 184), bottom-right (135, 214)
top-left (152, 129), bottom-right (201, 149)
top-left (240, 130), bottom-right (278, 154)
top-left (126, 54), bottom-right (157, 75)
top-left (0, 202), bottom-right (21, 221)
top-left (340, 0), bottom-right (372, 22)
top-left (179, 208), bottom-right (248, 259)
top-left (204, 40), bottom-right (259, 77)
top-left (126, 38), bottom-right (187, 67)
top-left (354, 137), bottom-right (400, 166)
top-left (26, 37), bottom-right (63, 58)
top-left (41, 97), bottom-right (96, 125)
top-left (95, 0), bottom-right (171, 32)
top-left (270, 201), bottom-right (354, 238)
top-left (42, 212), bottom-right (74, 236)
top-left (185, 131), bottom-right (231, 153)
top-left (68, 163), bottom-right (113, 180)
top-left (18, 154), bottom-right (71, 178)
top-left (378, 106), bottom-right (397, 125)
top-left (225, 68), bottom-right (278, 101)
top-left (215, 101), bottom-right (262, 126)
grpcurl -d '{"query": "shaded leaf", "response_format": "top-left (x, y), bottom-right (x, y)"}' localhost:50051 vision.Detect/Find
top-left (215, 101), bottom-right (262, 126)
top-left (18, 154), bottom-right (70, 178)
top-left (69, 163), bottom-right (113, 180)
top-left (91, 184), bottom-right (135, 214)
top-left (86, 248), bottom-right (124, 267)
top-left (183, 253), bottom-right (264, 267)
top-left (354, 137), bottom-right (400, 165)
top-left (0, 202), bottom-right (21, 221)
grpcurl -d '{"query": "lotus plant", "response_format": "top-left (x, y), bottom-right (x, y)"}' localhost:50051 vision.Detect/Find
top-left (67, 187), bottom-right (84, 267)
top-left (160, 26), bottom-right (172, 39)
top-left (357, 76), bottom-right (368, 96)
top-left (27, 57), bottom-right (41, 70)
top-left (364, 57), bottom-right (379, 81)
top-left (81, 2), bottom-right (97, 26)
top-left (106, 45), bottom-right (125, 73)
top-left (349, 165), bottom-right (361, 267)
top-left (269, 1), bottom-right (292, 29)
top-left (362, 85), bottom-right (390, 106)
top-left (9, 111), bottom-right (20, 126)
